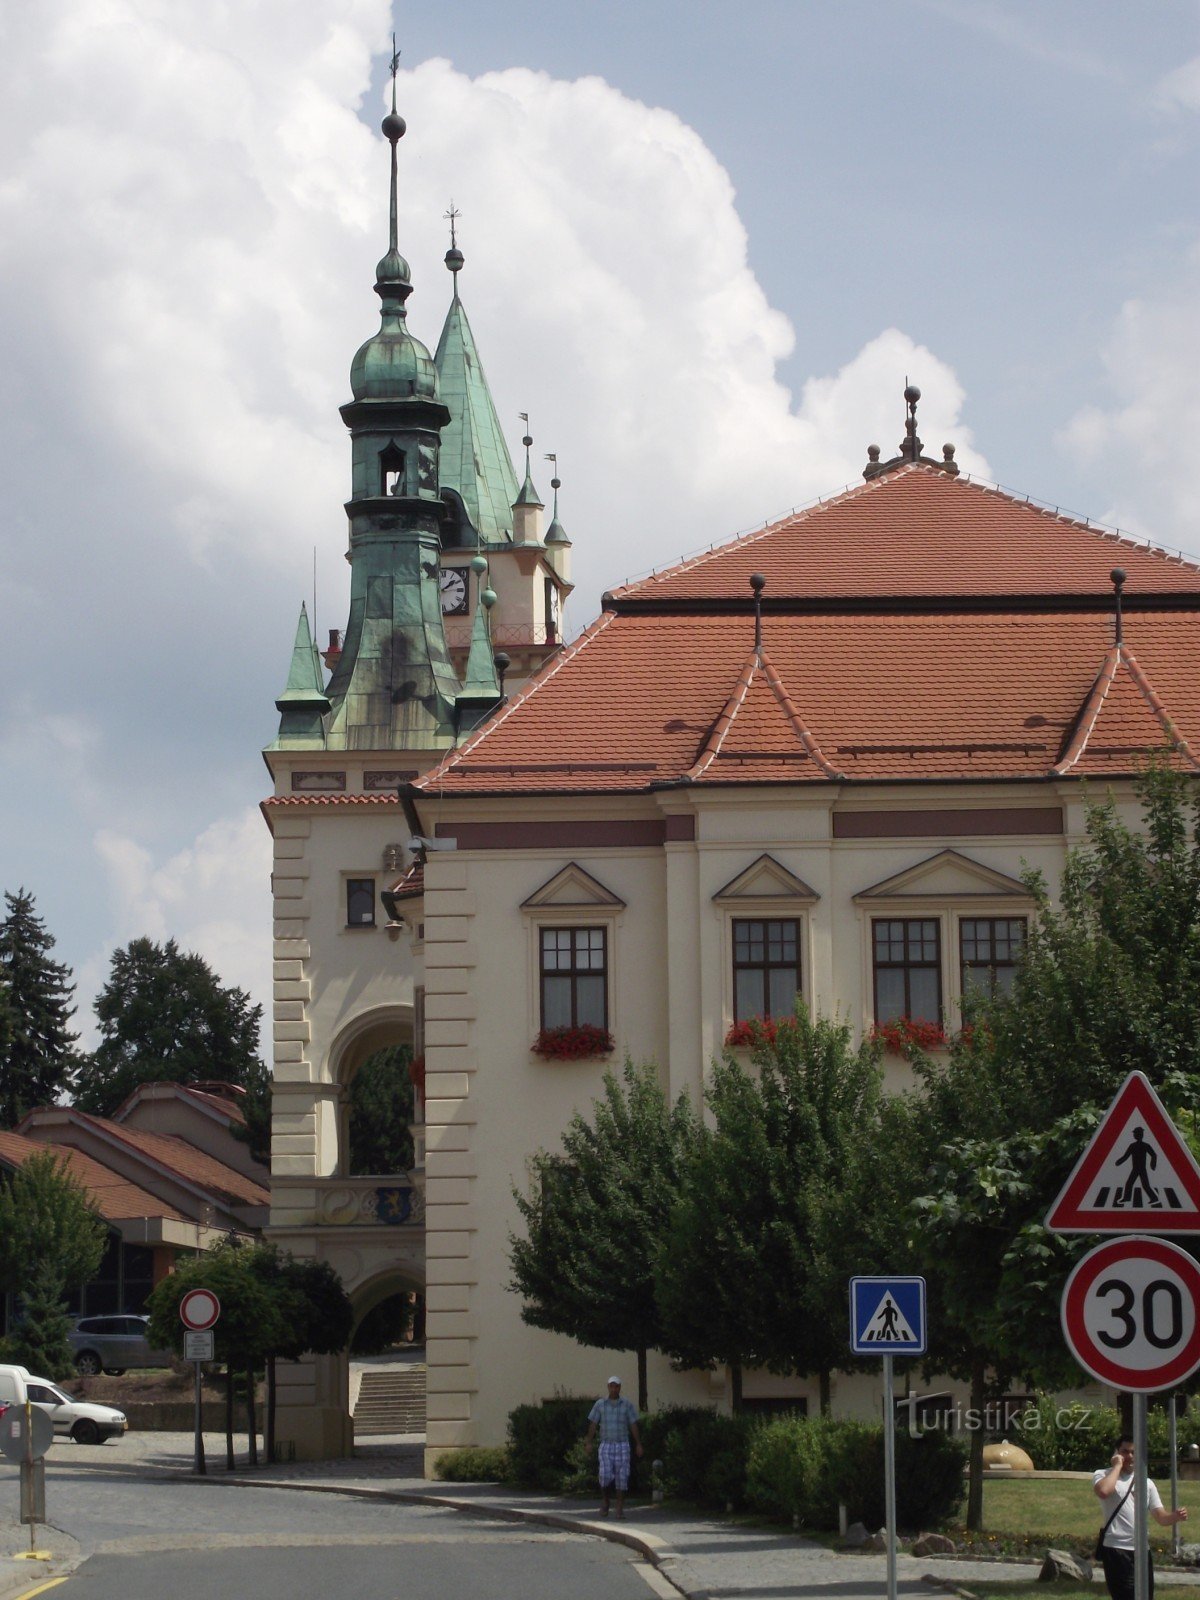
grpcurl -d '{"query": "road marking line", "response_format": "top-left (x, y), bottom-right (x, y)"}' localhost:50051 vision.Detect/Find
top-left (12, 1578), bottom-right (68, 1600)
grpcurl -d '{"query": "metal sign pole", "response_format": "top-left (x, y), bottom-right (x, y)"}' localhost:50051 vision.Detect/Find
top-left (1134, 1394), bottom-right (1149, 1600)
top-left (194, 1360), bottom-right (206, 1475)
top-left (25, 1399), bottom-right (34, 1554)
top-left (1170, 1396), bottom-right (1181, 1559)
top-left (883, 1353), bottom-right (897, 1600)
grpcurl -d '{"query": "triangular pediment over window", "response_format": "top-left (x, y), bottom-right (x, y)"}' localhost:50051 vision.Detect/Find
top-left (712, 854), bottom-right (819, 904)
top-left (854, 849), bottom-right (1032, 903)
top-left (521, 862), bottom-right (626, 911)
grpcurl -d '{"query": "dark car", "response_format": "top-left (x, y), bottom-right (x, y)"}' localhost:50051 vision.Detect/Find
top-left (68, 1314), bottom-right (172, 1376)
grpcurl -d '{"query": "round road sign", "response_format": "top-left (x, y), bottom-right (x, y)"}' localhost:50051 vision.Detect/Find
top-left (179, 1287), bottom-right (221, 1332)
top-left (1061, 1235), bottom-right (1200, 1392)
top-left (0, 1404), bottom-right (55, 1464)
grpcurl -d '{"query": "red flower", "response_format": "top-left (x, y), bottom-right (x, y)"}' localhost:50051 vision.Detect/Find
top-left (724, 1016), bottom-right (801, 1049)
top-left (531, 1024), bottom-right (615, 1061)
top-left (869, 1017), bottom-right (947, 1053)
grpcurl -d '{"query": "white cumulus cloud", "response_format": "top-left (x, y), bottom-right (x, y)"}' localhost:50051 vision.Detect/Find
top-left (1059, 240), bottom-right (1200, 548)
top-left (85, 810), bottom-right (273, 1048)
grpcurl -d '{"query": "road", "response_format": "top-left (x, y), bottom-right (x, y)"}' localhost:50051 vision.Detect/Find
top-left (16, 1442), bottom-right (669, 1600)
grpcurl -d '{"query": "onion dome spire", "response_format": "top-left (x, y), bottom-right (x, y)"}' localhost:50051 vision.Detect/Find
top-left (349, 38), bottom-right (438, 402)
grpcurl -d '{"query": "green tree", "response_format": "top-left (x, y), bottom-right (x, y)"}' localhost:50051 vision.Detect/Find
top-left (0, 888), bottom-right (79, 1123)
top-left (658, 1011), bottom-right (894, 1412)
top-left (509, 1061), bottom-right (698, 1411)
top-left (8, 1261), bottom-right (75, 1379)
top-left (911, 766), bottom-right (1200, 1528)
top-left (348, 1045), bottom-right (414, 1174)
top-left (233, 1053), bottom-right (272, 1167)
top-left (75, 938), bottom-right (263, 1116)
top-left (0, 1149), bottom-right (107, 1298)
top-left (147, 1242), bottom-right (285, 1471)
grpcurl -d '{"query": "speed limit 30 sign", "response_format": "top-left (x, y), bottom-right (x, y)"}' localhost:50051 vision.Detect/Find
top-left (1061, 1235), bottom-right (1200, 1392)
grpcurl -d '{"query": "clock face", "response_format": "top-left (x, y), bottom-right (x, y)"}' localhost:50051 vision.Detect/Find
top-left (439, 568), bottom-right (468, 615)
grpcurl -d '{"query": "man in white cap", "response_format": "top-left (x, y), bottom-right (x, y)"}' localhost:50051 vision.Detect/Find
top-left (584, 1375), bottom-right (643, 1519)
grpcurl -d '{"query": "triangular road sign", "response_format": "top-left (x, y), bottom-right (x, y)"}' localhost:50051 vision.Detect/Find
top-left (859, 1291), bottom-right (918, 1345)
top-left (1046, 1070), bottom-right (1200, 1233)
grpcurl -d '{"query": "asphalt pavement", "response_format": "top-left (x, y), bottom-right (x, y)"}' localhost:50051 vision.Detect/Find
top-left (9, 1428), bottom-right (1200, 1600)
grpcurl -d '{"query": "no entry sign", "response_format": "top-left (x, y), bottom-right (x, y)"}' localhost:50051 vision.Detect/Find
top-left (179, 1288), bottom-right (221, 1332)
top-left (1061, 1235), bottom-right (1200, 1392)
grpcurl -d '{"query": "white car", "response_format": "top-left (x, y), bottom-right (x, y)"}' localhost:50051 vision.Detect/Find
top-left (26, 1376), bottom-right (127, 1445)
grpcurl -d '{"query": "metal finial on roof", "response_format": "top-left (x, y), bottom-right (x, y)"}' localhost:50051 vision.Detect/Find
top-left (380, 36), bottom-right (407, 263)
top-left (750, 572), bottom-right (766, 656)
top-left (543, 453), bottom-right (570, 546)
top-left (444, 201), bottom-right (464, 291)
top-left (494, 651), bottom-right (511, 697)
top-left (1111, 567), bottom-right (1127, 646)
top-left (900, 380), bottom-right (923, 463)
top-left (519, 413), bottom-right (533, 476)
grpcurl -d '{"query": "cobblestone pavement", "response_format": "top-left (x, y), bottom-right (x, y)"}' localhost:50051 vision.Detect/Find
top-left (13, 1430), bottom-right (1200, 1600)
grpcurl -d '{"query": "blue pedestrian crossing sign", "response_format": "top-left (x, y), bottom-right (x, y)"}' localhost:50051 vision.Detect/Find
top-left (849, 1276), bottom-right (927, 1356)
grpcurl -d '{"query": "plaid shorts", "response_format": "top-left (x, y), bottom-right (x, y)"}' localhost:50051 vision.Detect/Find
top-left (598, 1440), bottom-right (631, 1490)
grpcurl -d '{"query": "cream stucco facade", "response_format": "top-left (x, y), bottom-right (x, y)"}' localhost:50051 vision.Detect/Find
top-left (264, 767), bottom-right (1133, 1465)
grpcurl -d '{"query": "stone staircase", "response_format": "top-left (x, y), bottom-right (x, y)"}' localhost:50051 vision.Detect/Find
top-left (353, 1364), bottom-right (426, 1435)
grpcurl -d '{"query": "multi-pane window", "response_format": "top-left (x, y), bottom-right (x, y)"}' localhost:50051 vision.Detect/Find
top-left (346, 878), bottom-right (375, 927)
top-left (732, 918), bottom-right (801, 1022)
top-left (872, 918), bottom-right (942, 1025)
top-left (960, 917), bottom-right (1026, 1001)
top-left (540, 927), bottom-right (607, 1029)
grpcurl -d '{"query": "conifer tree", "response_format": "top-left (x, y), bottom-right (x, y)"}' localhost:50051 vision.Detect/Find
top-left (0, 887), bottom-right (79, 1123)
top-left (8, 1261), bottom-right (75, 1380)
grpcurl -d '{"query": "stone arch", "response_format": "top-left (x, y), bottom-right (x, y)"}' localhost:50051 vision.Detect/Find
top-left (324, 1003), bottom-right (416, 1178)
top-left (348, 1260), bottom-right (427, 1443)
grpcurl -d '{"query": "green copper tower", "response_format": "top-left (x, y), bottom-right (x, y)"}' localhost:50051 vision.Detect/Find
top-left (317, 71), bottom-right (458, 750)
top-left (434, 213), bottom-right (521, 545)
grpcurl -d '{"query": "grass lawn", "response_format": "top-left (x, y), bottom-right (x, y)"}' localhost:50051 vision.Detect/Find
top-left (968, 1584), bottom-right (1195, 1600)
top-left (981, 1478), bottom-right (1197, 1547)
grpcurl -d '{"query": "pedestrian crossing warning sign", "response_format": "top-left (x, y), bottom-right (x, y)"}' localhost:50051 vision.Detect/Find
top-left (1046, 1070), bottom-right (1200, 1234)
top-left (849, 1276), bottom-right (926, 1355)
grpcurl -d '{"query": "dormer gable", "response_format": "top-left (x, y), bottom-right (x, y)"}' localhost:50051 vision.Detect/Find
top-left (713, 854), bottom-right (819, 904)
top-left (854, 848), bottom-right (1032, 903)
top-left (521, 862), bottom-right (625, 912)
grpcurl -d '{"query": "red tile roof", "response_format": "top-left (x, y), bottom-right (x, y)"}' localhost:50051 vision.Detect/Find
top-left (418, 610), bottom-right (1200, 792)
top-left (613, 466), bottom-right (1200, 603)
top-left (416, 466), bottom-right (1200, 796)
top-left (0, 1131), bottom-right (185, 1223)
top-left (17, 1108), bottom-right (269, 1208)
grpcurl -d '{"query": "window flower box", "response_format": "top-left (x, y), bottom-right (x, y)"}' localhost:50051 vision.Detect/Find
top-left (532, 1024), bottom-right (615, 1061)
top-left (869, 1017), bottom-right (947, 1053)
top-left (724, 1016), bottom-right (799, 1049)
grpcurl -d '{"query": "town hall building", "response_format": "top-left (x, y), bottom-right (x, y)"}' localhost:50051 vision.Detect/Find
top-left (262, 84), bottom-right (1200, 1465)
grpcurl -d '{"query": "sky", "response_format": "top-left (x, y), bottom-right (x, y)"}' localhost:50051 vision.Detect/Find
top-left (1, 0), bottom-right (1198, 1054)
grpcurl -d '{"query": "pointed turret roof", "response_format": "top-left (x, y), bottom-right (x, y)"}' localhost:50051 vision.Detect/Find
top-left (268, 603), bottom-right (329, 749)
top-left (434, 233), bottom-right (521, 543)
top-left (459, 562), bottom-right (503, 703)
